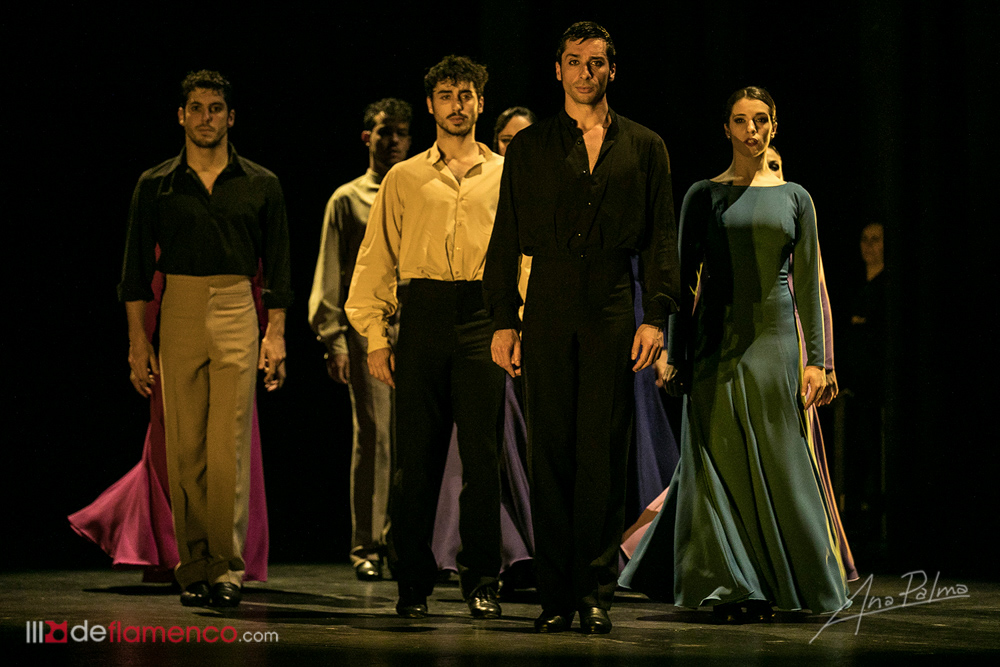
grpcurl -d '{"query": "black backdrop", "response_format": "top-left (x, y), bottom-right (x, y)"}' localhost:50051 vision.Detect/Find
top-left (5, 1), bottom-right (997, 577)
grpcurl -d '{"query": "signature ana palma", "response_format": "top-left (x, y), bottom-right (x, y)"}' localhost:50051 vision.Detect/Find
top-left (810, 570), bottom-right (970, 643)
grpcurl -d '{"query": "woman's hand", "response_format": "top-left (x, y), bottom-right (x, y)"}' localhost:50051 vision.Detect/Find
top-left (656, 352), bottom-right (690, 397)
top-left (801, 365), bottom-right (827, 410)
top-left (818, 369), bottom-right (839, 406)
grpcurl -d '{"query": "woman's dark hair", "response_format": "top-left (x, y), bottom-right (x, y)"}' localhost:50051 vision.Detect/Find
top-left (724, 86), bottom-right (777, 126)
top-left (492, 107), bottom-right (537, 152)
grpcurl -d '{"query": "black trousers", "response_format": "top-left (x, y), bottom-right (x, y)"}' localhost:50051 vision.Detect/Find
top-left (522, 253), bottom-right (636, 613)
top-left (388, 279), bottom-right (505, 599)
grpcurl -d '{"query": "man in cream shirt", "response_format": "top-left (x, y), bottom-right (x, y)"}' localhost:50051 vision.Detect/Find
top-left (345, 55), bottom-right (505, 620)
top-left (308, 98), bottom-right (412, 582)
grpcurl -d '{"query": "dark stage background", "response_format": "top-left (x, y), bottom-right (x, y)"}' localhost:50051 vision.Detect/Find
top-left (4, 1), bottom-right (996, 577)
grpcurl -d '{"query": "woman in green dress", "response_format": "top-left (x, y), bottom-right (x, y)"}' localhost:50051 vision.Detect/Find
top-left (620, 87), bottom-right (850, 621)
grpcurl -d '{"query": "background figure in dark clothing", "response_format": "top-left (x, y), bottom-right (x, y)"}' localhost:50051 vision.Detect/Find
top-left (843, 222), bottom-right (887, 552)
top-left (485, 22), bottom-right (679, 634)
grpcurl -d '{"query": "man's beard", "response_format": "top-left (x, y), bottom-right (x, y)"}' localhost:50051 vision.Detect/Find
top-left (436, 113), bottom-right (475, 137)
top-left (189, 128), bottom-right (225, 148)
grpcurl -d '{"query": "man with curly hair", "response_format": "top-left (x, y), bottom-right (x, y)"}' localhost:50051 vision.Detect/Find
top-left (346, 56), bottom-right (505, 619)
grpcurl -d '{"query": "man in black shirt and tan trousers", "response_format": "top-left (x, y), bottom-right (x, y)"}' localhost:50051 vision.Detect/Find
top-left (484, 22), bottom-right (680, 634)
top-left (119, 70), bottom-right (291, 608)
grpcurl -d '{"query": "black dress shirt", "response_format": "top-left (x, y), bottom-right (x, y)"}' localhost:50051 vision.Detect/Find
top-left (483, 109), bottom-right (679, 330)
top-left (118, 145), bottom-right (293, 309)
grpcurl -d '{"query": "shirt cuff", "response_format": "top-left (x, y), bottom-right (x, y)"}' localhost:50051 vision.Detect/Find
top-left (491, 304), bottom-right (521, 332)
top-left (366, 333), bottom-right (390, 353)
top-left (325, 334), bottom-right (348, 357)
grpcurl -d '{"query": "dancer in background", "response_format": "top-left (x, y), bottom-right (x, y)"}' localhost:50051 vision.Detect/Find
top-left (621, 87), bottom-right (849, 622)
top-left (430, 107), bottom-right (537, 588)
top-left (309, 98), bottom-right (413, 581)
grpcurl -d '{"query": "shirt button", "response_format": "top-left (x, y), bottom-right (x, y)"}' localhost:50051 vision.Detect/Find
top-left (576, 139), bottom-right (583, 145)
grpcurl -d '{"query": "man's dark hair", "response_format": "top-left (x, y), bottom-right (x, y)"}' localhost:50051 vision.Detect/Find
top-left (423, 55), bottom-right (488, 98)
top-left (180, 70), bottom-right (234, 108)
top-left (363, 98), bottom-right (413, 131)
top-left (555, 21), bottom-right (616, 65)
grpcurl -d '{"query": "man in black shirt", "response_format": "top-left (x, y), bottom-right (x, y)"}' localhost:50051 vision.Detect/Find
top-left (484, 22), bottom-right (679, 633)
top-left (119, 70), bottom-right (291, 608)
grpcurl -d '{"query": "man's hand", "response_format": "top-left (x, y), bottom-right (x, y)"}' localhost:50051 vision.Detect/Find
top-left (818, 369), bottom-right (839, 406)
top-left (631, 324), bottom-right (663, 373)
top-left (653, 350), bottom-right (676, 388)
top-left (802, 365), bottom-right (827, 411)
top-left (367, 347), bottom-right (395, 388)
top-left (326, 353), bottom-right (350, 384)
top-left (491, 328), bottom-right (521, 378)
top-left (128, 337), bottom-right (159, 397)
top-left (259, 309), bottom-right (287, 391)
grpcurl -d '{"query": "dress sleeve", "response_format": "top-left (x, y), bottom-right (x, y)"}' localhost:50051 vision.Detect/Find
top-left (638, 134), bottom-right (680, 328)
top-left (791, 188), bottom-right (825, 368)
top-left (307, 192), bottom-right (349, 356)
top-left (345, 170), bottom-right (402, 352)
top-left (483, 141), bottom-right (523, 332)
top-left (818, 249), bottom-right (835, 370)
top-left (666, 182), bottom-right (709, 366)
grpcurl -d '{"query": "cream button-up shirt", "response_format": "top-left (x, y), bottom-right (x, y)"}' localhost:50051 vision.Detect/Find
top-left (345, 142), bottom-right (504, 352)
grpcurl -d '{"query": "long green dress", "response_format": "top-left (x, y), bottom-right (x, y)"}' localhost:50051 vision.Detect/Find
top-left (620, 180), bottom-right (850, 613)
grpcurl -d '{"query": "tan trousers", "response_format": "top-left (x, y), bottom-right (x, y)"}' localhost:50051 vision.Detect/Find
top-left (346, 324), bottom-right (395, 565)
top-left (160, 274), bottom-right (258, 588)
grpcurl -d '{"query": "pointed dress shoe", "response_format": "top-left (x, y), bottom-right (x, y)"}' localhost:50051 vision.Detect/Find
top-left (534, 610), bottom-right (574, 633)
top-left (355, 559), bottom-right (383, 581)
top-left (578, 606), bottom-right (612, 634)
top-left (395, 587), bottom-right (428, 618)
top-left (180, 581), bottom-right (211, 607)
top-left (466, 587), bottom-right (502, 619)
top-left (210, 582), bottom-right (242, 607)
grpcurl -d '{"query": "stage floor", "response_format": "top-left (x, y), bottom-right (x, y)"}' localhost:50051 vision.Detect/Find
top-left (2, 564), bottom-right (996, 665)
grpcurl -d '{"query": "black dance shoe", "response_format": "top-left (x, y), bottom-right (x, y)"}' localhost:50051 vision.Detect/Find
top-left (210, 582), bottom-right (242, 607)
top-left (180, 581), bottom-right (211, 607)
top-left (745, 600), bottom-right (776, 622)
top-left (534, 610), bottom-right (574, 633)
top-left (711, 602), bottom-right (743, 624)
top-left (395, 588), bottom-right (428, 618)
top-left (466, 586), bottom-right (502, 619)
top-left (578, 606), bottom-right (612, 634)
top-left (355, 559), bottom-right (383, 581)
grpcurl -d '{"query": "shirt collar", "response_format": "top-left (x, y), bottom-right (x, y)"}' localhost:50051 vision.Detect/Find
top-left (172, 143), bottom-right (244, 175)
top-left (426, 141), bottom-right (498, 166)
top-left (558, 107), bottom-right (619, 138)
top-left (365, 168), bottom-right (384, 186)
